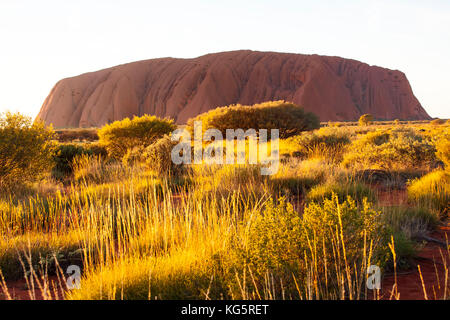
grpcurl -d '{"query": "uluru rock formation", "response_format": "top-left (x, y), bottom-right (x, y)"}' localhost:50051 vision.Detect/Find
top-left (37, 50), bottom-right (430, 127)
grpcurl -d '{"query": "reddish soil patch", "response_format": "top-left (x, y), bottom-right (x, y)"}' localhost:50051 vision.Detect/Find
top-left (1, 276), bottom-right (64, 300)
top-left (377, 188), bottom-right (409, 207)
top-left (380, 224), bottom-right (449, 300)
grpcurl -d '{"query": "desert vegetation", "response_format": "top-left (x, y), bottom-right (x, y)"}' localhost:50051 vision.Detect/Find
top-left (0, 104), bottom-right (448, 300)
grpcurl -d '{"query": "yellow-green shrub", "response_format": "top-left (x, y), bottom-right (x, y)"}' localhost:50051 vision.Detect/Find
top-left (97, 115), bottom-right (176, 159)
top-left (237, 195), bottom-right (386, 298)
top-left (0, 112), bottom-right (55, 190)
top-left (342, 129), bottom-right (436, 170)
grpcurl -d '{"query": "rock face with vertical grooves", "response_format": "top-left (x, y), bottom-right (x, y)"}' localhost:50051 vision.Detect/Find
top-left (36, 50), bottom-right (430, 127)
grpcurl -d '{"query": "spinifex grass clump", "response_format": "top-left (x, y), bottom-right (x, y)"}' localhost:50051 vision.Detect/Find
top-left (306, 182), bottom-right (376, 204)
top-left (280, 128), bottom-right (350, 162)
top-left (66, 184), bottom-right (264, 300)
top-left (407, 170), bottom-right (449, 218)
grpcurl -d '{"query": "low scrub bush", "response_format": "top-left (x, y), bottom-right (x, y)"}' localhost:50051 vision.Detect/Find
top-left (342, 129), bottom-right (437, 170)
top-left (234, 195), bottom-right (387, 299)
top-left (379, 206), bottom-right (439, 269)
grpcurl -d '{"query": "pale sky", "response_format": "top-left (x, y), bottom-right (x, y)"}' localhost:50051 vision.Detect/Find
top-left (0, 0), bottom-right (449, 119)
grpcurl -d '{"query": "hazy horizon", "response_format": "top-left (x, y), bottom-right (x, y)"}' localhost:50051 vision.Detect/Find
top-left (1, 0), bottom-right (449, 119)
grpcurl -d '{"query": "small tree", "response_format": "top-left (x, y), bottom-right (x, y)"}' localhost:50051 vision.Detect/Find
top-left (186, 101), bottom-right (320, 139)
top-left (358, 114), bottom-right (374, 126)
top-left (0, 112), bottom-right (55, 190)
top-left (97, 114), bottom-right (176, 159)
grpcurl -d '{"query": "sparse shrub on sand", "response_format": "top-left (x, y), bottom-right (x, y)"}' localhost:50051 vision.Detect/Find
top-left (380, 205), bottom-right (440, 269)
top-left (0, 112), bottom-right (55, 191)
top-left (186, 100), bottom-right (320, 139)
top-left (382, 206), bottom-right (438, 240)
top-left (97, 114), bottom-right (176, 159)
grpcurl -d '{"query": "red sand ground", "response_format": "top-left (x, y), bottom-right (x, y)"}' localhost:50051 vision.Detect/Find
top-left (380, 224), bottom-right (449, 300)
top-left (1, 276), bottom-right (64, 300)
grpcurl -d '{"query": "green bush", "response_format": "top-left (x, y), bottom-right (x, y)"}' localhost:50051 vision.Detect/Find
top-left (52, 144), bottom-right (92, 179)
top-left (238, 195), bottom-right (386, 298)
top-left (0, 112), bottom-right (55, 190)
top-left (245, 197), bottom-right (303, 281)
top-left (97, 115), bottom-right (176, 159)
top-left (342, 129), bottom-right (437, 170)
top-left (186, 101), bottom-right (320, 139)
